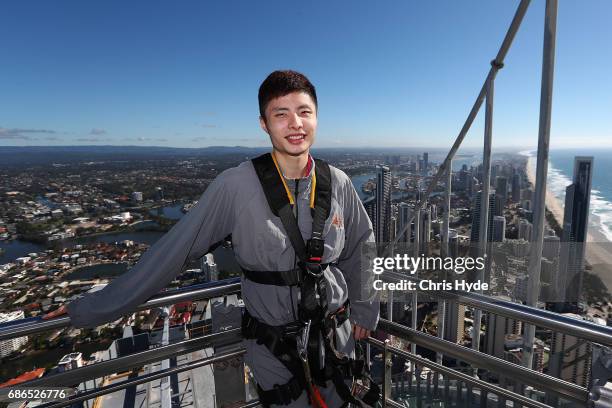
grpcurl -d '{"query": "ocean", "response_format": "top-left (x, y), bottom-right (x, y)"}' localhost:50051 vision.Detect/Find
top-left (522, 148), bottom-right (612, 243)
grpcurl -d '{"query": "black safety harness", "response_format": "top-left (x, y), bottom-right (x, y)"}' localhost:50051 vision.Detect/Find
top-left (241, 153), bottom-right (379, 407)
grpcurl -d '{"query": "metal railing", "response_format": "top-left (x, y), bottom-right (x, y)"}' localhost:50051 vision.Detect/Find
top-left (370, 337), bottom-right (552, 408)
top-left (2, 278), bottom-right (610, 407)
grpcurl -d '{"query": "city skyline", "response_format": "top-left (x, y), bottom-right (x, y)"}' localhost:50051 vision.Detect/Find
top-left (1, 1), bottom-right (612, 149)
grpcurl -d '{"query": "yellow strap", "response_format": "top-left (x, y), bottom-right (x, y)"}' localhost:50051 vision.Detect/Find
top-left (271, 151), bottom-right (316, 208)
top-left (310, 171), bottom-right (317, 209)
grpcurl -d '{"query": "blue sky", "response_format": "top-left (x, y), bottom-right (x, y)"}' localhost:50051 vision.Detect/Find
top-left (1, 1), bottom-right (610, 149)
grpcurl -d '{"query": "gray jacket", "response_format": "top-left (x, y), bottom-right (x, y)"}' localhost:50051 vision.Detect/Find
top-left (67, 158), bottom-right (379, 394)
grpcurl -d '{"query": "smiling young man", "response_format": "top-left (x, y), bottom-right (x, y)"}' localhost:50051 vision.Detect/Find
top-left (59, 70), bottom-right (379, 407)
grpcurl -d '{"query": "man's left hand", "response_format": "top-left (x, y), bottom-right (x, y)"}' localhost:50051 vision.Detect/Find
top-left (352, 324), bottom-right (371, 340)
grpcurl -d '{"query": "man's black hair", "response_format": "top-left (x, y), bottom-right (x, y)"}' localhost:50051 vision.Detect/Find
top-left (258, 70), bottom-right (317, 120)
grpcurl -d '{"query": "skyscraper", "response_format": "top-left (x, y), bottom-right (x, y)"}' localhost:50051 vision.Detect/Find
top-left (518, 219), bottom-right (533, 241)
top-left (364, 196), bottom-right (376, 231)
top-left (448, 229), bottom-right (459, 259)
top-left (496, 176), bottom-right (508, 205)
top-left (470, 191), bottom-right (498, 245)
top-left (443, 302), bottom-right (466, 344)
top-left (485, 312), bottom-right (522, 360)
top-left (558, 157), bottom-right (593, 308)
top-left (511, 173), bottom-right (521, 203)
top-left (422, 152), bottom-right (429, 175)
top-left (398, 202), bottom-right (411, 243)
top-left (442, 229), bottom-right (464, 345)
top-left (549, 314), bottom-right (593, 388)
top-left (420, 207), bottom-right (431, 255)
top-left (542, 234), bottom-right (560, 261)
top-left (492, 215), bottom-right (506, 242)
top-left (376, 165), bottom-right (392, 243)
top-left (458, 169), bottom-right (469, 192)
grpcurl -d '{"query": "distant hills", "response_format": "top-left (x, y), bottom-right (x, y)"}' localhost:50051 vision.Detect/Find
top-left (0, 145), bottom-right (486, 168)
top-left (0, 145), bottom-right (269, 168)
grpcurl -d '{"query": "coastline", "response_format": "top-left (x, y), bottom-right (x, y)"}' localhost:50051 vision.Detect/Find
top-left (525, 156), bottom-right (612, 292)
top-left (524, 156), bottom-right (566, 232)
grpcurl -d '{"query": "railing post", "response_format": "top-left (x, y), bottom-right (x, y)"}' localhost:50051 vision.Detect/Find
top-left (444, 375), bottom-right (450, 405)
top-left (498, 376), bottom-right (507, 408)
top-left (387, 289), bottom-right (394, 322)
top-left (523, 0), bottom-right (558, 369)
top-left (437, 160), bottom-right (451, 366)
top-left (473, 71), bottom-right (496, 353)
top-left (383, 339), bottom-right (392, 407)
top-left (416, 362), bottom-right (422, 408)
top-left (160, 307), bottom-right (172, 408)
top-left (412, 206), bottom-right (421, 355)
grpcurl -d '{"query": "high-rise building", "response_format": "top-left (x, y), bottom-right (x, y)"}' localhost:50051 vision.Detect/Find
top-left (485, 312), bottom-right (522, 359)
top-left (543, 234), bottom-right (561, 301)
top-left (549, 314), bottom-right (593, 388)
top-left (514, 275), bottom-right (528, 302)
top-left (375, 165), bottom-right (392, 243)
top-left (389, 216), bottom-right (397, 243)
top-left (420, 208), bottom-right (431, 254)
top-left (540, 258), bottom-right (557, 299)
top-left (558, 157), bottom-right (593, 308)
top-left (201, 253), bottom-right (218, 282)
top-left (443, 302), bottom-right (466, 344)
top-left (448, 229), bottom-right (459, 259)
top-left (458, 169), bottom-right (469, 192)
top-left (470, 191), bottom-right (498, 245)
top-left (512, 173), bottom-right (521, 203)
top-left (422, 152), bottom-right (429, 175)
top-left (543, 234), bottom-right (560, 260)
top-left (442, 228), bottom-right (464, 345)
top-left (430, 203), bottom-right (438, 221)
top-left (518, 220), bottom-right (533, 241)
top-left (363, 196), bottom-right (377, 255)
top-left (467, 176), bottom-right (476, 198)
top-left (398, 202), bottom-right (411, 243)
top-left (492, 215), bottom-right (506, 242)
top-left (496, 177), bottom-right (508, 205)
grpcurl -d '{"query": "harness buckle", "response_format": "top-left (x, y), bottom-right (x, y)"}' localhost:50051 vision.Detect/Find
top-left (299, 261), bottom-right (325, 278)
top-left (307, 238), bottom-right (325, 259)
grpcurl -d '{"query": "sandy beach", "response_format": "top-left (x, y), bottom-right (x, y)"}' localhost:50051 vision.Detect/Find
top-left (525, 156), bottom-right (612, 293)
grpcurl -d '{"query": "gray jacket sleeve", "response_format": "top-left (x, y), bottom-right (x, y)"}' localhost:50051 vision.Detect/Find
top-left (337, 175), bottom-right (380, 331)
top-left (67, 171), bottom-right (235, 329)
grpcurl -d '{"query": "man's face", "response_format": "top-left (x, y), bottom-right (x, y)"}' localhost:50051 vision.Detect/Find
top-left (260, 91), bottom-right (317, 157)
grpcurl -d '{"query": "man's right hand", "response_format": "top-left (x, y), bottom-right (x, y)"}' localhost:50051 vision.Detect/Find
top-left (42, 305), bottom-right (68, 320)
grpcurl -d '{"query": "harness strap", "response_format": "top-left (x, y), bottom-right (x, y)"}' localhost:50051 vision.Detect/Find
top-left (241, 267), bottom-right (302, 286)
top-left (242, 309), bottom-right (306, 405)
top-left (251, 153), bottom-right (332, 264)
top-left (241, 264), bottom-right (331, 286)
top-left (325, 339), bottom-right (381, 407)
top-left (256, 377), bottom-right (303, 407)
top-left (242, 305), bottom-right (350, 342)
